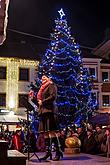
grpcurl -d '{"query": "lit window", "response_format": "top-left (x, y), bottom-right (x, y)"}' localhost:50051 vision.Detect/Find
top-left (19, 68), bottom-right (29, 81)
top-left (102, 95), bottom-right (110, 106)
top-left (102, 72), bottom-right (109, 82)
top-left (89, 68), bottom-right (96, 78)
top-left (0, 67), bottom-right (6, 79)
top-left (0, 93), bottom-right (6, 107)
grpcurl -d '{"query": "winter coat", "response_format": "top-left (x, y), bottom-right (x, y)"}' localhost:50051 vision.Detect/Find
top-left (12, 134), bottom-right (22, 151)
top-left (83, 135), bottom-right (97, 154)
top-left (38, 83), bottom-right (58, 116)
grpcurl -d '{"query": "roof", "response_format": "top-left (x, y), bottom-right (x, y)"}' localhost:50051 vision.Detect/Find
top-left (81, 47), bottom-right (101, 59)
top-left (101, 58), bottom-right (110, 64)
top-left (0, 109), bottom-right (27, 124)
top-left (89, 113), bottom-right (110, 125)
top-left (0, 41), bottom-right (104, 62)
top-left (92, 39), bottom-right (110, 59)
top-left (0, 114), bottom-right (19, 124)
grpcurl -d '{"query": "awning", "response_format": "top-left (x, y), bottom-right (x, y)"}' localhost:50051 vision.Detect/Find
top-left (0, 114), bottom-right (20, 124)
top-left (89, 113), bottom-right (110, 125)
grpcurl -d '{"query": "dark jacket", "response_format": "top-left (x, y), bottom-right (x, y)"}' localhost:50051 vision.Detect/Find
top-left (83, 135), bottom-right (97, 154)
top-left (38, 83), bottom-right (58, 116)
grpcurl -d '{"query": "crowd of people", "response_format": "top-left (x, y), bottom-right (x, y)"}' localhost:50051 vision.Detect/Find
top-left (0, 123), bottom-right (110, 157)
top-left (64, 124), bottom-right (110, 155)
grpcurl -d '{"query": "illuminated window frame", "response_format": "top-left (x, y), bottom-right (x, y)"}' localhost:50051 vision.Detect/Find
top-left (102, 95), bottom-right (110, 107)
top-left (102, 71), bottom-right (109, 82)
top-left (89, 67), bottom-right (96, 79)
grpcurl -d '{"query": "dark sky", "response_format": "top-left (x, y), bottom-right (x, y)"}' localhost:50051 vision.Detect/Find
top-left (7, 0), bottom-right (110, 48)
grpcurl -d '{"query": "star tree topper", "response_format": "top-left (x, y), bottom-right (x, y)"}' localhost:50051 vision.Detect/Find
top-left (58, 8), bottom-right (65, 19)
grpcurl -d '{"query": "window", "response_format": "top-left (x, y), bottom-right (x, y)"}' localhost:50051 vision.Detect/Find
top-left (19, 68), bottom-right (29, 81)
top-left (102, 72), bottom-right (109, 82)
top-left (0, 67), bottom-right (6, 79)
top-left (89, 68), bottom-right (96, 78)
top-left (18, 94), bottom-right (29, 108)
top-left (0, 93), bottom-right (6, 106)
top-left (102, 95), bottom-right (110, 106)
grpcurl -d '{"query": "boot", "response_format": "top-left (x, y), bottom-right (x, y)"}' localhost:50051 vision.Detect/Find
top-left (52, 136), bottom-right (63, 161)
top-left (40, 138), bottom-right (52, 160)
top-left (53, 149), bottom-right (63, 161)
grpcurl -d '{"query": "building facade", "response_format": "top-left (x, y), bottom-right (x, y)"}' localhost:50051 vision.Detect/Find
top-left (100, 62), bottom-right (110, 113)
top-left (0, 57), bottom-right (39, 115)
top-left (0, 40), bottom-right (110, 116)
top-left (83, 57), bottom-right (102, 110)
top-left (93, 39), bottom-right (110, 113)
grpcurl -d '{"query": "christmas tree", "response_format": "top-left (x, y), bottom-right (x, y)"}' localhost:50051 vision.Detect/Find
top-left (30, 8), bottom-right (97, 128)
top-left (75, 66), bottom-right (98, 125)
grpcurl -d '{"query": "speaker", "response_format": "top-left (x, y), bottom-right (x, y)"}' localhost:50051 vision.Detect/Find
top-left (0, 140), bottom-right (8, 159)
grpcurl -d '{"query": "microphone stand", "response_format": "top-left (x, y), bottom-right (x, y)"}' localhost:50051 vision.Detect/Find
top-left (26, 108), bottom-right (40, 161)
top-left (21, 96), bottom-right (40, 161)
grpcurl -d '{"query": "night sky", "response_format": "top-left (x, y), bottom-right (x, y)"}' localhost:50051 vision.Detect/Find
top-left (7, 0), bottom-right (110, 48)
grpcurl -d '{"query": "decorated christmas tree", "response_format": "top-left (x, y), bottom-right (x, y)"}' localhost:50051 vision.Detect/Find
top-left (30, 8), bottom-right (97, 128)
top-left (75, 66), bottom-right (98, 125)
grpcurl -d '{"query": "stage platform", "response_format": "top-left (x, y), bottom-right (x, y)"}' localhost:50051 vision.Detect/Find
top-left (26, 152), bottom-right (110, 165)
top-left (8, 150), bottom-right (26, 165)
top-left (0, 150), bottom-right (26, 165)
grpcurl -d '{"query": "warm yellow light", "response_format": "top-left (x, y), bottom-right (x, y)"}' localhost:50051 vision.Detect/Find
top-left (8, 97), bottom-right (15, 109)
top-left (0, 57), bottom-right (39, 114)
top-left (9, 111), bottom-right (15, 116)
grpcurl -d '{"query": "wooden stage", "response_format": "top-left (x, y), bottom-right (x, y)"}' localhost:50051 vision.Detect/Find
top-left (26, 152), bottom-right (110, 165)
top-left (0, 149), bottom-right (109, 165)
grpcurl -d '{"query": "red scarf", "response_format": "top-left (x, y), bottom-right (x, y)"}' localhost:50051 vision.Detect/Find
top-left (37, 80), bottom-right (52, 101)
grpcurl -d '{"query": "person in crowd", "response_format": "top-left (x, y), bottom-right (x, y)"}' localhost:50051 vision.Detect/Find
top-left (36, 133), bottom-right (45, 152)
top-left (60, 130), bottom-right (66, 152)
top-left (37, 75), bottom-right (63, 161)
top-left (29, 130), bottom-right (37, 152)
top-left (66, 127), bottom-right (74, 138)
top-left (101, 127), bottom-right (110, 153)
top-left (12, 129), bottom-right (23, 152)
top-left (76, 127), bottom-right (86, 152)
top-left (0, 132), bottom-right (4, 140)
top-left (95, 125), bottom-right (104, 154)
top-left (83, 128), bottom-right (97, 154)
